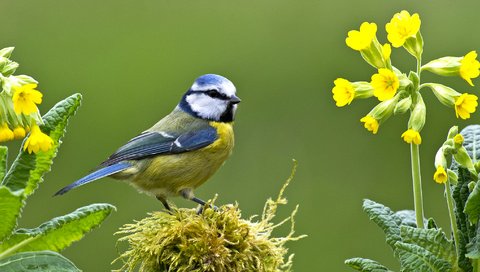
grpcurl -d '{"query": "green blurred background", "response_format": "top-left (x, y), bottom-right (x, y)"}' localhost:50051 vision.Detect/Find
top-left (1, 0), bottom-right (480, 271)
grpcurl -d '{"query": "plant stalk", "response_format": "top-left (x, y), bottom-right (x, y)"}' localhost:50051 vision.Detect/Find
top-left (445, 179), bottom-right (460, 258)
top-left (0, 236), bottom-right (37, 260)
top-left (411, 143), bottom-right (425, 228)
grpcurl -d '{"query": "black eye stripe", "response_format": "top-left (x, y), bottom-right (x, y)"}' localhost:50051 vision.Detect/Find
top-left (204, 90), bottom-right (228, 100)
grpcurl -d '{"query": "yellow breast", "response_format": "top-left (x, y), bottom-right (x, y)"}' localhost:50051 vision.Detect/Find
top-left (205, 121), bottom-right (235, 156)
top-left (130, 122), bottom-right (235, 197)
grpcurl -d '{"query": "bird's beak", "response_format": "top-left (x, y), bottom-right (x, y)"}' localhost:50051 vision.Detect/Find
top-left (230, 95), bottom-right (241, 104)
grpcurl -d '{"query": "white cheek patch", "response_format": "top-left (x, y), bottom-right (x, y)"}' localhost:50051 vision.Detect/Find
top-left (186, 93), bottom-right (228, 120)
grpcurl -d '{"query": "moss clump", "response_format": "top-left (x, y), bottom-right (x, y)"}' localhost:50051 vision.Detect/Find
top-left (114, 163), bottom-right (305, 272)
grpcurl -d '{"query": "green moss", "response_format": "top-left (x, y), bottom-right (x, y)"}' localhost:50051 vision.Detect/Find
top-left (114, 162), bottom-right (305, 272)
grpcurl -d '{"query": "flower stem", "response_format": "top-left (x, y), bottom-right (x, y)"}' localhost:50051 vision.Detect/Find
top-left (411, 143), bottom-right (425, 228)
top-left (445, 179), bottom-right (460, 258)
top-left (416, 56), bottom-right (422, 81)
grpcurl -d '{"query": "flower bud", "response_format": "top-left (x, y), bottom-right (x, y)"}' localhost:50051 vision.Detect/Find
top-left (422, 56), bottom-right (462, 76)
top-left (408, 94), bottom-right (426, 132)
top-left (352, 81), bottom-right (374, 99)
top-left (394, 96), bottom-right (412, 115)
top-left (2, 61), bottom-right (19, 76)
top-left (403, 31), bottom-right (424, 59)
top-left (447, 126), bottom-right (459, 140)
top-left (434, 147), bottom-right (448, 169)
top-left (0, 47), bottom-right (14, 58)
top-left (360, 40), bottom-right (387, 69)
top-left (370, 95), bottom-right (400, 121)
top-left (424, 83), bottom-right (459, 107)
top-left (453, 134), bottom-right (464, 149)
top-left (408, 71), bottom-right (420, 90)
top-left (447, 169), bottom-right (458, 185)
top-left (14, 75), bottom-right (38, 85)
top-left (454, 146), bottom-right (476, 174)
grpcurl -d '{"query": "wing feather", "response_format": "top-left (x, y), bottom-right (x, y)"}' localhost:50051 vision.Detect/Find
top-left (100, 125), bottom-right (217, 166)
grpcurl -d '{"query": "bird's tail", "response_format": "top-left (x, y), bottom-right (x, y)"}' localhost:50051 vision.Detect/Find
top-left (54, 162), bottom-right (132, 196)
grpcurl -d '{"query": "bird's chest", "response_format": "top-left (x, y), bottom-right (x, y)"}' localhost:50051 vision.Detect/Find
top-left (202, 121), bottom-right (234, 159)
top-left (132, 122), bottom-right (234, 195)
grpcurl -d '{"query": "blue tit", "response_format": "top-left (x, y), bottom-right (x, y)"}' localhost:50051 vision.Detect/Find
top-left (55, 74), bottom-right (241, 210)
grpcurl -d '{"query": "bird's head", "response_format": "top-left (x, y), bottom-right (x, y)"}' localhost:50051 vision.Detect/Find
top-left (179, 74), bottom-right (241, 122)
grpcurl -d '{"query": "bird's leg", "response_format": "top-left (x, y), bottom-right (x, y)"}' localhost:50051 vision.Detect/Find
top-left (156, 195), bottom-right (171, 211)
top-left (180, 188), bottom-right (217, 213)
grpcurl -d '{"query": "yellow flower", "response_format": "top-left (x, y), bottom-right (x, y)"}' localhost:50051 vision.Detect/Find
top-left (433, 165), bottom-right (448, 184)
top-left (23, 125), bottom-right (53, 154)
top-left (460, 51), bottom-right (480, 86)
top-left (346, 22), bottom-right (377, 51)
top-left (386, 10), bottom-right (421, 47)
top-left (332, 78), bottom-right (355, 107)
top-left (13, 126), bottom-right (26, 139)
top-left (401, 129), bottom-right (422, 145)
top-left (382, 43), bottom-right (391, 60)
top-left (371, 68), bottom-right (399, 101)
top-left (12, 84), bottom-right (43, 115)
top-left (360, 115), bottom-right (379, 134)
top-left (0, 124), bottom-right (14, 142)
top-left (453, 133), bottom-right (464, 146)
top-left (455, 93), bottom-right (478, 119)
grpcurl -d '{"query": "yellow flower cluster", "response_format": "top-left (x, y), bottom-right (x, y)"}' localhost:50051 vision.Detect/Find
top-left (0, 47), bottom-right (53, 154)
top-left (433, 126), bottom-right (475, 184)
top-left (332, 10), bottom-right (480, 145)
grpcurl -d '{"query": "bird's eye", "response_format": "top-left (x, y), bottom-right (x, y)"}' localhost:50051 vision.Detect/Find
top-left (206, 90), bottom-right (222, 99)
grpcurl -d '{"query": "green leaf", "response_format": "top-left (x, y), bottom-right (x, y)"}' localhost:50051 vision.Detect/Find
top-left (466, 224), bottom-right (480, 259)
top-left (452, 167), bottom-right (476, 272)
top-left (1, 93), bottom-right (82, 196)
top-left (400, 226), bottom-right (456, 264)
top-left (395, 242), bottom-right (452, 272)
top-left (345, 258), bottom-right (392, 272)
top-left (0, 203), bottom-right (115, 254)
top-left (0, 251), bottom-right (80, 271)
top-left (394, 210), bottom-right (418, 228)
top-left (465, 181), bottom-right (480, 224)
top-left (363, 199), bottom-right (402, 249)
top-left (0, 186), bottom-right (23, 242)
top-left (0, 146), bottom-right (8, 181)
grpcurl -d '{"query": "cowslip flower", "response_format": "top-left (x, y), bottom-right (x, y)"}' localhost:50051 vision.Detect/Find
top-left (460, 51), bottom-right (480, 86)
top-left (455, 93), bottom-right (478, 119)
top-left (13, 126), bottom-right (26, 139)
top-left (386, 10), bottom-right (421, 48)
top-left (12, 83), bottom-right (43, 115)
top-left (23, 125), bottom-right (53, 154)
top-left (332, 78), bottom-right (373, 107)
top-left (332, 78), bottom-right (355, 107)
top-left (0, 124), bottom-right (14, 142)
top-left (346, 22), bottom-right (377, 51)
top-left (433, 165), bottom-right (447, 184)
top-left (360, 115), bottom-right (379, 134)
top-left (371, 68), bottom-right (399, 101)
top-left (453, 133), bottom-right (464, 146)
top-left (401, 129), bottom-right (422, 145)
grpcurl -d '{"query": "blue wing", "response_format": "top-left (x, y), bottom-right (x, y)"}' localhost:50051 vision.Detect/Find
top-left (54, 126), bottom-right (218, 196)
top-left (54, 162), bottom-right (132, 195)
top-left (100, 126), bottom-right (218, 166)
